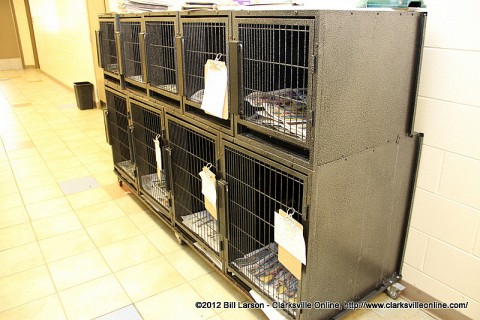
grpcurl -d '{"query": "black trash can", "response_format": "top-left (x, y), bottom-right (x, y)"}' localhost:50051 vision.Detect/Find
top-left (74, 82), bottom-right (95, 110)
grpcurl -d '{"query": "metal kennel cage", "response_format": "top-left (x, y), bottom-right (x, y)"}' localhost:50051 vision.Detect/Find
top-left (105, 88), bottom-right (136, 186)
top-left (223, 140), bottom-right (308, 317)
top-left (145, 13), bottom-right (182, 109)
top-left (97, 14), bottom-right (123, 89)
top-left (120, 14), bottom-right (147, 94)
top-left (180, 12), bottom-right (232, 133)
top-left (232, 17), bottom-right (316, 147)
top-left (130, 99), bottom-right (171, 218)
top-left (167, 115), bottom-right (222, 261)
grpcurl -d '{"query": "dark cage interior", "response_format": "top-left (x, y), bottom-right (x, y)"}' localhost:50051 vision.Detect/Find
top-left (168, 121), bottom-right (220, 253)
top-left (225, 146), bottom-right (304, 316)
top-left (146, 21), bottom-right (178, 94)
top-left (100, 21), bottom-right (118, 73)
top-left (131, 104), bottom-right (170, 209)
top-left (105, 91), bottom-right (135, 178)
top-left (183, 22), bottom-right (227, 104)
top-left (121, 21), bottom-right (143, 82)
top-left (239, 23), bottom-right (310, 142)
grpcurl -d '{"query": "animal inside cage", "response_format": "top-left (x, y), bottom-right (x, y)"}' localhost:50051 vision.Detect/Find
top-left (224, 144), bottom-right (305, 316)
top-left (105, 91), bottom-right (135, 178)
top-left (131, 103), bottom-right (170, 209)
top-left (238, 22), bottom-right (312, 142)
top-left (99, 21), bottom-right (119, 73)
top-left (146, 20), bottom-right (178, 94)
top-left (168, 119), bottom-right (220, 253)
top-left (182, 20), bottom-right (228, 104)
top-left (121, 21), bottom-right (144, 83)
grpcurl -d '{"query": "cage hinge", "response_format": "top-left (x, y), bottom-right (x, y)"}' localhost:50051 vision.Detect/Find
top-left (312, 54), bottom-right (318, 74)
top-left (309, 110), bottom-right (315, 128)
top-left (305, 205), bottom-right (310, 222)
top-left (133, 167), bottom-right (137, 178)
top-left (220, 240), bottom-right (224, 251)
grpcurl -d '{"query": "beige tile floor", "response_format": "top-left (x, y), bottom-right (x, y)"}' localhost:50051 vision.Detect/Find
top-left (0, 69), bottom-right (438, 320)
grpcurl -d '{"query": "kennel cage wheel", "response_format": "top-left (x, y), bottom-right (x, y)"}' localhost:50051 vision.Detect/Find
top-left (174, 231), bottom-right (185, 245)
top-left (385, 283), bottom-right (405, 300)
top-left (117, 177), bottom-right (123, 187)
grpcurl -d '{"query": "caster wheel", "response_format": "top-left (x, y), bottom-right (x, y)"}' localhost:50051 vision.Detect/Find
top-left (118, 179), bottom-right (123, 187)
top-left (386, 284), bottom-right (403, 300)
top-left (174, 232), bottom-right (185, 245)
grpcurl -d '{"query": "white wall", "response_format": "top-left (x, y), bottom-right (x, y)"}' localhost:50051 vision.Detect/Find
top-left (28, 0), bottom-right (97, 91)
top-left (403, 1), bottom-right (480, 319)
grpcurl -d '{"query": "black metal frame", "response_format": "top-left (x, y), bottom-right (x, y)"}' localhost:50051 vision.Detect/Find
top-left (119, 14), bottom-right (148, 95)
top-left (165, 114), bottom-right (225, 267)
top-left (221, 139), bottom-right (309, 318)
top-left (105, 86), bottom-right (136, 188)
top-left (130, 97), bottom-right (172, 220)
top-left (97, 14), bottom-right (123, 90)
top-left (180, 12), bottom-right (233, 135)
top-left (144, 12), bottom-right (183, 111)
top-left (232, 16), bottom-right (317, 150)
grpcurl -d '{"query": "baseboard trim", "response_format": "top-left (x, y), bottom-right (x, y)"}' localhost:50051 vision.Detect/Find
top-left (400, 280), bottom-right (472, 320)
top-left (39, 70), bottom-right (74, 92)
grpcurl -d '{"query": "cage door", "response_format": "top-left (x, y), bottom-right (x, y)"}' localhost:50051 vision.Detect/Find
top-left (121, 20), bottom-right (146, 83)
top-left (105, 90), bottom-right (135, 179)
top-left (99, 21), bottom-right (119, 74)
top-left (235, 19), bottom-right (315, 144)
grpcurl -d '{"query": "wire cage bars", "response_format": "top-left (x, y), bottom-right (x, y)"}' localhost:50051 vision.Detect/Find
top-left (182, 20), bottom-right (228, 105)
top-left (146, 20), bottom-right (178, 94)
top-left (121, 21), bottom-right (144, 83)
top-left (105, 90), bottom-right (135, 178)
top-left (168, 119), bottom-right (220, 253)
top-left (130, 102), bottom-right (170, 210)
top-left (224, 144), bottom-right (305, 316)
top-left (238, 21), bottom-right (311, 143)
top-left (99, 21), bottom-right (119, 74)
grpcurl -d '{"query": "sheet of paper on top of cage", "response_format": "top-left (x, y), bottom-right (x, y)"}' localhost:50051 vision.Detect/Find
top-left (201, 59), bottom-right (228, 120)
top-left (274, 209), bottom-right (306, 267)
top-left (199, 166), bottom-right (217, 220)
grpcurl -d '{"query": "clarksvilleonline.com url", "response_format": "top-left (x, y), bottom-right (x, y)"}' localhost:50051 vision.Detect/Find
top-left (195, 300), bottom-right (469, 310)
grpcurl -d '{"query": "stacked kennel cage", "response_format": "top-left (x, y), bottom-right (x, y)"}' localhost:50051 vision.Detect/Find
top-left (104, 87), bottom-right (137, 189)
top-left (130, 96), bottom-right (172, 222)
top-left (223, 9), bottom-right (426, 319)
top-left (97, 14), bottom-right (123, 90)
top-left (179, 11), bottom-right (233, 134)
top-left (99, 8), bottom-right (426, 320)
top-left (166, 114), bottom-right (225, 268)
top-left (119, 14), bottom-right (148, 95)
top-left (144, 12), bottom-right (183, 111)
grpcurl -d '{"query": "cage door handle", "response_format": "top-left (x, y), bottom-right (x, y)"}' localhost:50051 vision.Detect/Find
top-left (95, 30), bottom-right (103, 68)
top-left (229, 41), bottom-right (243, 116)
top-left (139, 32), bottom-right (148, 83)
top-left (176, 36), bottom-right (185, 97)
top-left (103, 109), bottom-right (111, 145)
top-left (115, 31), bottom-right (124, 75)
top-left (163, 147), bottom-right (173, 192)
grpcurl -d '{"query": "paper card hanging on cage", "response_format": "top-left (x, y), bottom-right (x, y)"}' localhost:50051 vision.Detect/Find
top-left (201, 54), bottom-right (229, 120)
top-left (274, 209), bottom-right (306, 280)
top-left (153, 135), bottom-right (163, 180)
top-left (199, 164), bottom-right (217, 220)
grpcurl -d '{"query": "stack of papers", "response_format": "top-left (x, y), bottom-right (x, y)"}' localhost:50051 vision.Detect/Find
top-left (118, 0), bottom-right (174, 12)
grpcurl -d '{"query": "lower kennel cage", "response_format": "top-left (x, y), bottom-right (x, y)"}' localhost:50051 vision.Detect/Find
top-left (167, 116), bottom-right (223, 264)
top-left (120, 16), bottom-right (147, 94)
top-left (181, 15), bottom-right (232, 132)
top-left (130, 99), bottom-right (171, 217)
top-left (145, 17), bottom-right (182, 108)
top-left (105, 88), bottom-right (136, 186)
top-left (223, 140), bottom-right (308, 317)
